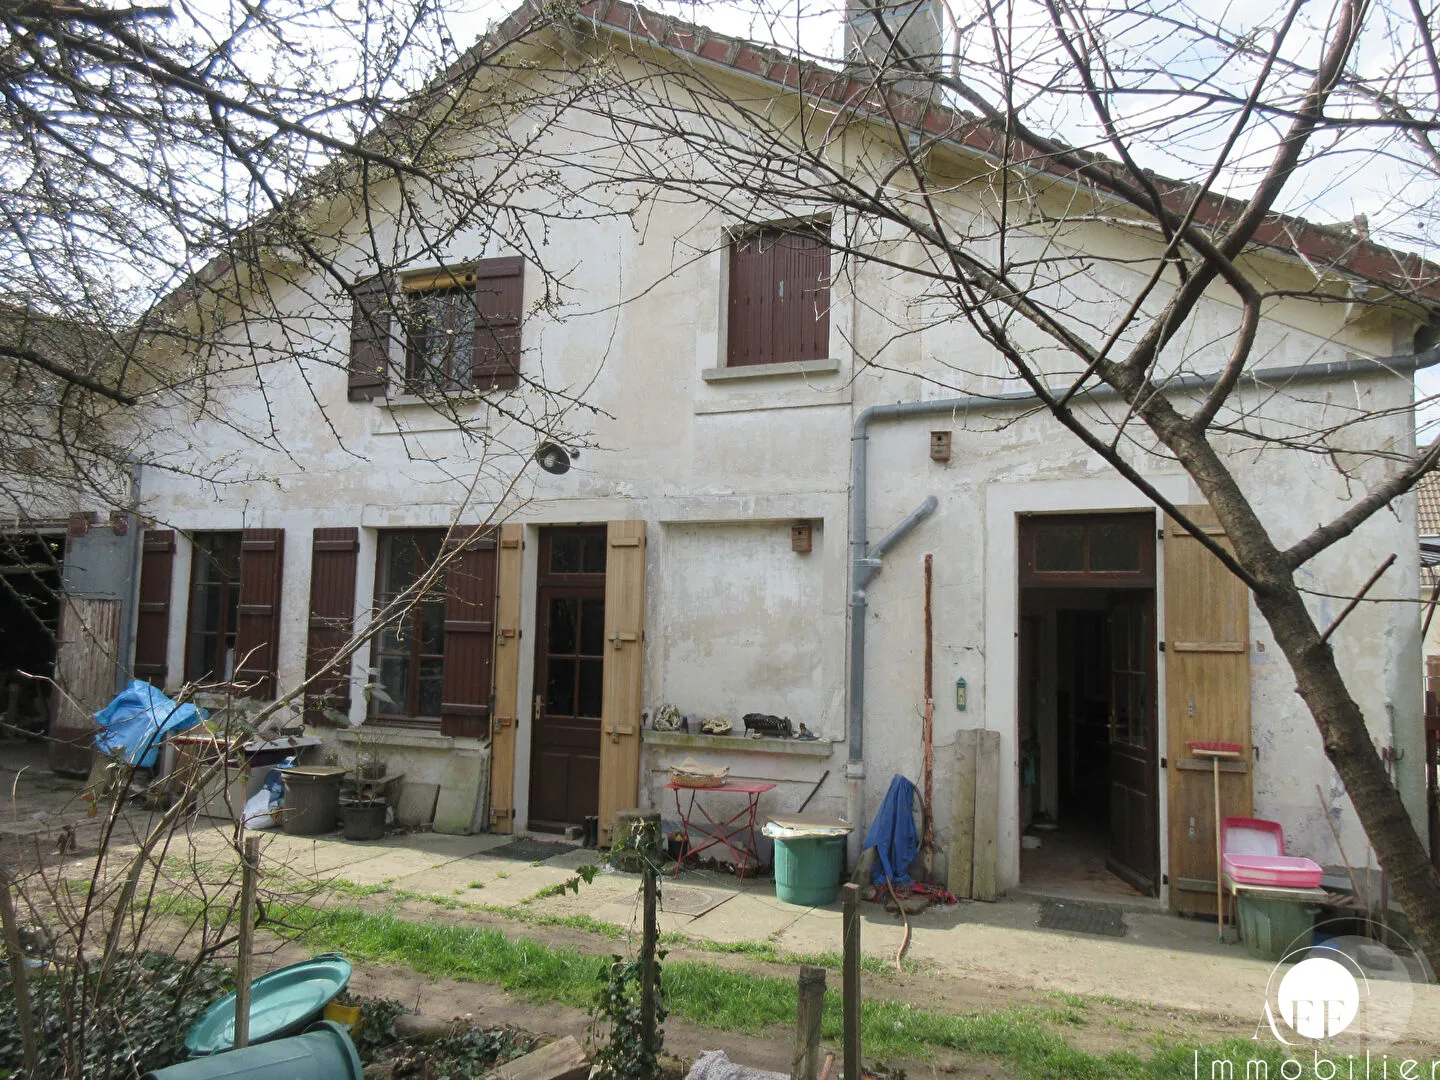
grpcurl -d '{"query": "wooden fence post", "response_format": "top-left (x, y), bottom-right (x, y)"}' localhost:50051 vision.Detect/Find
top-left (791, 963), bottom-right (827, 1080)
top-left (234, 835), bottom-right (261, 1049)
top-left (842, 882), bottom-right (860, 1080)
top-left (0, 854), bottom-right (38, 1077)
top-left (641, 861), bottom-right (658, 1063)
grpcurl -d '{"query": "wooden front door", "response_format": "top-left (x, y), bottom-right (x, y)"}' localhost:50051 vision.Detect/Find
top-left (1164, 506), bottom-right (1253, 915)
top-left (1107, 591), bottom-right (1159, 894)
top-left (528, 527), bottom-right (607, 830)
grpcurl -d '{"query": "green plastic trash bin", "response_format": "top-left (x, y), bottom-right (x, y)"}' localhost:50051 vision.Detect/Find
top-left (143, 1021), bottom-right (363, 1080)
top-left (1237, 895), bottom-right (1319, 962)
top-left (773, 835), bottom-right (846, 907)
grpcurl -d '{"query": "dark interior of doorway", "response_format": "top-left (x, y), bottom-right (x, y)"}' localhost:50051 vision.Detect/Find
top-left (1019, 589), bottom-right (1153, 900)
top-left (0, 533), bottom-right (63, 736)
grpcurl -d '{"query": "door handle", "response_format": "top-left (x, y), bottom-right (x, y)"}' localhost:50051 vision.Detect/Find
top-left (534, 694), bottom-right (543, 722)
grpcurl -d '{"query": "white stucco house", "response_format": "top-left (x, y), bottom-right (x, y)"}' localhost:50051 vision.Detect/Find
top-left (25, 0), bottom-right (1440, 913)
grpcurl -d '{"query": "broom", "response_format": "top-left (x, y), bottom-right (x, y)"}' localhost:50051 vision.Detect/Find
top-left (1188, 740), bottom-right (1243, 941)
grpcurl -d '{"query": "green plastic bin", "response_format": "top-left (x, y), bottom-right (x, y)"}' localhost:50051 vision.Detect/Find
top-left (774, 835), bottom-right (846, 907)
top-left (144, 1021), bottom-right (363, 1080)
top-left (1237, 895), bottom-right (1319, 962)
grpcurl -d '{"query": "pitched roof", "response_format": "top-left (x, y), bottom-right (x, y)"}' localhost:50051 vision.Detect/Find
top-left (522, 0), bottom-right (1440, 306)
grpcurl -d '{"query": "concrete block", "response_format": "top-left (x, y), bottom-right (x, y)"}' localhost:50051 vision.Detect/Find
top-left (396, 782), bottom-right (440, 827)
top-left (432, 750), bottom-right (488, 835)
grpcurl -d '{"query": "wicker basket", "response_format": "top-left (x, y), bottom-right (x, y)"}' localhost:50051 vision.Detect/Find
top-left (668, 758), bottom-right (728, 788)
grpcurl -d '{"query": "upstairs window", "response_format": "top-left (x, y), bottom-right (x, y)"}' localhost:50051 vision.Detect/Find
top-left (726, 222), bottom-right (830, 367)
top-left (347, 256), bottom-right (523, 400)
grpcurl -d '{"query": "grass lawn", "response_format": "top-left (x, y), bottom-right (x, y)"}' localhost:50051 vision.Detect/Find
top-left (291, 904), bottom-right (1298, 1080)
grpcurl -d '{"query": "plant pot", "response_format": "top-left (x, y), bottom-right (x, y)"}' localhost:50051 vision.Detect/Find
top-left (339, 801), bottom-right (387, 841)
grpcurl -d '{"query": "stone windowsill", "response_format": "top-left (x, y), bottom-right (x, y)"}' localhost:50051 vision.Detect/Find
top-left (700, 358), bottom-right (840, 382)
top-left (331, 727), bottom-right (464, 751)
top-left (643, 729), bottom-right (834, 756)
top-left (376, 392), bottom-right (488, 410)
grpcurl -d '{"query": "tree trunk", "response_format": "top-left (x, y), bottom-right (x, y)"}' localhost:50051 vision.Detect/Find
top-left (1254, 576), bottom-right (1440, 967)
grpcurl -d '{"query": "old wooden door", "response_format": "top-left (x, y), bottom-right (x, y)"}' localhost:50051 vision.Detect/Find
top-left (597, 519), bottom-right (646, 846)
top-left (1107, 591), bottom-right (1159, 894)
top-left (1164, 507), bottom-right (1252, 914)
top-left (50, 596), bottom-right (123, 775)
top-left (528, 526), bottom-right (606, 830)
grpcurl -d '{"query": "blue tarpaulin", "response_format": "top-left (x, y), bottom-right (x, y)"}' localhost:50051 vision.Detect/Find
top-left (863, 774), bottom-right (918, 887)
top-left (93, 680), bottom-right (204, 767)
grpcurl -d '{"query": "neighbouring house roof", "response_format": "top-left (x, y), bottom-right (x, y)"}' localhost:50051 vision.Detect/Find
top-left (1418, 462), bottom-right (1440, 589)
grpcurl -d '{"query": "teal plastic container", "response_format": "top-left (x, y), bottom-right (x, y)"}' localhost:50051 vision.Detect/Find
top-left (1237, 896), bottom-right (1319, 962)
top-left (144, 1021), bottom-right (362, 1080)
top-left (184, 954), bottom-right (351, 1056)
top-left (774, 835), bottom-right (846, 907)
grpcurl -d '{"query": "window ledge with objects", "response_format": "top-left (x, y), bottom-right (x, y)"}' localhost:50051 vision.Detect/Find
top-left (643, 729), bottom-right (834, 757)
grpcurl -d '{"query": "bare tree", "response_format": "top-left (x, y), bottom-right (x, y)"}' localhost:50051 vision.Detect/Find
top-left (530, 0), bottom-right (1440, 960)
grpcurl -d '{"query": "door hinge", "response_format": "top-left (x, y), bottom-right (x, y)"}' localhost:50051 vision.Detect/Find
top-left (1158, 641), bottom-right (1165, 652)
top-left (490, 807), bottom-right (514, 823)
top-left (1160, 757), bottom-right (1167, 769)
top-left (1157, 528), bottom-right (1164, 541)
top-left (1162, 873), bottom-right (1169, 886)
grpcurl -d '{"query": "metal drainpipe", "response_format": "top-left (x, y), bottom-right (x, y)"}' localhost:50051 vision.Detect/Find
top-left (117, 458), bottom-right (144, 694)
top-left (843, 347), bottom-right (1440, 850)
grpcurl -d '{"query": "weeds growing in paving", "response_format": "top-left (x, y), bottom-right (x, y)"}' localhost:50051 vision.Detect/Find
top-left (287, 905), bottom-right (1310, 1079)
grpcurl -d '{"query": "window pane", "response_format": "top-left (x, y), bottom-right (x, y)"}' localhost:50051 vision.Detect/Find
top-left (580, 597), bottom-right (605, 656)
top-left (578, 659), bottom-right (603, 718)
top-left (417, 657), bottom-right (444, 717)
top-left (1034, 524), bottom-right (1084, 572)
top-left (1091, 522), bottom-right (1142, 572)
top-left (551, 534), bottom-right (580, 574)
top-left (547, 658), bottom-right (576, 716)
top-left (548, 597), bottom-right (577, 654)
top-left (378, 656), bottom-right (409, 714)
top-left (582, 533), bottom-right (607, 574)
top-left (419, 600), bottom-right (444, 652)
top-left (192, 583), bottom-right (220, 633)
top-left (383, 536), bottom-right (413, 592)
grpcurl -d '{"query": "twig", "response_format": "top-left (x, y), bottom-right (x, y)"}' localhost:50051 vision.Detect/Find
top-left (1316, 784), bottom-right (1369, 914)
top-left (884, 879), bottom-right (911, 972)
top-left (0, 853), bottom-right (39, 1077)
top-left (1318, 554), bottom-right (1395, 644)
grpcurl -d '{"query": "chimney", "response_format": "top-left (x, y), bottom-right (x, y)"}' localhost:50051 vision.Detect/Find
top-left (844, 0), bottom-right (948, 99)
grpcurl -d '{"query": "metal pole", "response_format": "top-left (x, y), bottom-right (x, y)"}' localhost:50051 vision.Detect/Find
top-left (234, 835), bottom-right (260, 1049)
top-left (791, 964), bottom-right (827, 1080)
top-left (842, 883), bottom-right (860, 1080)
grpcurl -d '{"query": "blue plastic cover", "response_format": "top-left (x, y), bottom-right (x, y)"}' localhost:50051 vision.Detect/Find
top-left (863, 774), bottom-right (918, 887)
top-left (93, 680), bottom-right (204, 767)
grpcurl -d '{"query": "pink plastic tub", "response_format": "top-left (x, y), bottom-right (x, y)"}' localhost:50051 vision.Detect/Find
top-left (1223, 853), bottom-right (1323, 889)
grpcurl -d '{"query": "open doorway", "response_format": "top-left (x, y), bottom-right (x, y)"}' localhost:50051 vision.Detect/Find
top-left (1017, 513), bottom-right (1159, 899)
top-left (0, 532), bottom-right (63, 736)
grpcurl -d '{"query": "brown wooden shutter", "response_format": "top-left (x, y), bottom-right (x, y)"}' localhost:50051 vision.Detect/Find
top-left (488, 522), bottom-right (523, 831)
top-left (133, 529), bottom-right (175, 687)
top-left (233, 528), bottom-right (284, 698)
top-left (597, 519), bottom-right (646, 846)
top-left (1163, 507), bottom-right (1253, 915)
top-left (726, 226), bottom-right (829, 367)
top-left (348, 274), bottom-right (391, 401)
top-left (472, 256), bottom-right (523, 391)
top-left (440, 527), bottom-right (498, 737)
top-left (304, 528), bottom-right (359, 725)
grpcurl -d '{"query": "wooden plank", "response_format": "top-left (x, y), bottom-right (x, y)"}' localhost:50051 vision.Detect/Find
top-left (49, 597), bottom-right (123, 775)
top-left (946, 729), bottom-right (978, 899)
top-left (1164, 506), bottom-right (1252, 916)
top-left (493, 1036), bottom-right (589, 1080)
top-left (597, 519), bottom-right (646, 846)
top-left (489, 522), bottom-right (523, 833)
top-left (972, 729), bottom-right (1001, 902)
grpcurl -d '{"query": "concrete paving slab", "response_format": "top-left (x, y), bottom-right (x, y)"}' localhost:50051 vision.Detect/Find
top-left (589, 899), bottom-right (694, 936)
top-left (681, 891), bottom-right (807, 945)
top-left (459, 865), bottom-right (576, 906)
top-left (377, 832), bottom-right (501, 857)
top-left (522, 875), bottom-right (639, 918)
top-left (772, 906), bottom-right (909, 959)
top-left (333, 846), bottom-right (467, 886)
top-left (544, 845), bottom-right (604, 870)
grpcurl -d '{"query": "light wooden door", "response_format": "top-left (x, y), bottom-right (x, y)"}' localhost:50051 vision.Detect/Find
top-left (597, 519), bottom-right (646, 846)
top-left (1164, 506), bottom-right (1252, 914)
top-left (50, 597), bottom-right (123, 776)
top-left (488, 523), bottom-right (523, 833)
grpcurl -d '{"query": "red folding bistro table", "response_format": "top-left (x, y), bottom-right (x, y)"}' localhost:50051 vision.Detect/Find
top-left (667, 779), bottom-right (775, 877)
